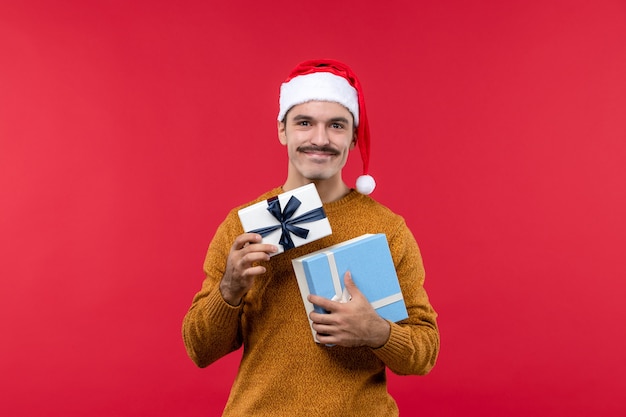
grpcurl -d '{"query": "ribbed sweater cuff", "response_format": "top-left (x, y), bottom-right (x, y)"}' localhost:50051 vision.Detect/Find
top-left (203, 287), bottom-right (243, 327)
top-left (371, 322), bottom-right (411, 362)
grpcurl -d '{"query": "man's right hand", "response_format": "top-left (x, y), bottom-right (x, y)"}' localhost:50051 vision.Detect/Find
top-left (219, 233), bottom-right (277, 306)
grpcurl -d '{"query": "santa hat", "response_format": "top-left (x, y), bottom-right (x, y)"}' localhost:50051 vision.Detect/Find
top-left (278, 59), bottom-right (376, 195)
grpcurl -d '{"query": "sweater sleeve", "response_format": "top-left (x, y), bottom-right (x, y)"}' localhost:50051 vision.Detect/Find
top-left (182, 215), bottom-right (244, 368)
top-left (371, 221), bottom-right (440, 375)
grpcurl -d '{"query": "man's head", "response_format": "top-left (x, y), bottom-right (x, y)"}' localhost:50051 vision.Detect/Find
top-left (277, 59), bottom-right (375, 195)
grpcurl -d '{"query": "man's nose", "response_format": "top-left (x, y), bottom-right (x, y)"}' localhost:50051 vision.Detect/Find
top-left (310, 125), bottom-right (330, 146)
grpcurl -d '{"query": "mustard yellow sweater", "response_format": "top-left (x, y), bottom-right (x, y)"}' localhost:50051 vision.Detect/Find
top-left (182, 187), bottom-right (439, 416)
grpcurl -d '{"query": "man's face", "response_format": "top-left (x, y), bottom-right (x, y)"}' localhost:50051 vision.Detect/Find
top-left (278, 100), bottom-right (356, 183)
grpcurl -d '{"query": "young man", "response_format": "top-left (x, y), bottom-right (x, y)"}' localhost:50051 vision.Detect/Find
top-left (182, 59), bottom-right (439, 416)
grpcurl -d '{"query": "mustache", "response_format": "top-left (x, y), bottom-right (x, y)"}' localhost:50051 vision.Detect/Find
top-left (297, 145), bottom-right (340, 155)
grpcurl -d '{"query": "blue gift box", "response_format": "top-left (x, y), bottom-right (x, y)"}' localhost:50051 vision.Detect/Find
top-left (238, 183), bottom-right (332, 256)
top-left (291, 233), bottom-right (408, 343)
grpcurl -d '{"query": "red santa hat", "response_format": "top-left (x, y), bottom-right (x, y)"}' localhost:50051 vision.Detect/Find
top-left (278, 59), bottom-right (376, 195)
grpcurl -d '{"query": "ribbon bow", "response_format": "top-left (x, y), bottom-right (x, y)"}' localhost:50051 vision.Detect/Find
top-left (250, 195), bottom-right (327, 250)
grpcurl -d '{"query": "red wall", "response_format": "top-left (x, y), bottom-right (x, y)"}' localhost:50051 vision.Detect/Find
top-left (1, 1), bottom-right (625, 416)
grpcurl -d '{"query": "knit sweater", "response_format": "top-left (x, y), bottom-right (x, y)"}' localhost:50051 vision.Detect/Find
top-left (182, 187), bottom-right (439, 416)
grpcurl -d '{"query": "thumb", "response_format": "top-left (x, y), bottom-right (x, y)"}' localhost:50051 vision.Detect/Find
top-left (343, 270), bottom-right (360, 295)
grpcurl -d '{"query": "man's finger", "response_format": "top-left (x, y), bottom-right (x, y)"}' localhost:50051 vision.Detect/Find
top-left (343, 270), bottom-right (360, 295)
top-left (308, 294), bottom-right (334, 310)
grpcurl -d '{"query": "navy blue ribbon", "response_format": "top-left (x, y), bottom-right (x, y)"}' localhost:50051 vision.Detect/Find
top-left (249, 195), bottom-right (327, 250)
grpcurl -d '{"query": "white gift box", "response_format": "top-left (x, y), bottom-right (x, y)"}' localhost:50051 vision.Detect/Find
top-left (238, 183), bottom-right (332, 256)
top-left (291, 233), bottom-right (408, 343)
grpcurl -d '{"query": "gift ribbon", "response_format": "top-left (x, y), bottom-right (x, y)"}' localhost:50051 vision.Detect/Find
top-left (249, 195), bottom-right (327, 250)
top-left (323, 250), bottom-right (404, 308)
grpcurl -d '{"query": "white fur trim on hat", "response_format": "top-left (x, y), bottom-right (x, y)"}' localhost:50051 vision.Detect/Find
top-left (278, 72), bottom-right (359, 126)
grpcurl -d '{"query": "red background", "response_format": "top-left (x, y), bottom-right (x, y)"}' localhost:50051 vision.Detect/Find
top-left (1, 1), bottom-right (625, 416)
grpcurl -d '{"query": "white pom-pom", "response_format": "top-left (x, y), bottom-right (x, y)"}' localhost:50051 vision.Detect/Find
top-left (356, 174), bottom-right (376, 195)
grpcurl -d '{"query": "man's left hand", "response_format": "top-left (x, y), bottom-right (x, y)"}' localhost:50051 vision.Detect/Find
top-left (308, 271), bottom-right (391, 348)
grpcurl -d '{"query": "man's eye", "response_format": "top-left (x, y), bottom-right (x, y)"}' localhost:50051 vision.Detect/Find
top-left (331, 123), bottom-right (344, 129)
top-left (298, 121), bottom-right (311, 126)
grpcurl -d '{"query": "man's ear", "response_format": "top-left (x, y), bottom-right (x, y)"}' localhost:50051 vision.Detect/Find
top-left (350, 130), bottom-right (357, 150)
top-left (277, 120), bottom-right (287, 145)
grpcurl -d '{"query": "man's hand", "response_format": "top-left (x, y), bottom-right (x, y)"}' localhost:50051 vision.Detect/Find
top-left (308, 271), bottom-right (391, 348)
top-left (219, 233), bottom-right (277, 306)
